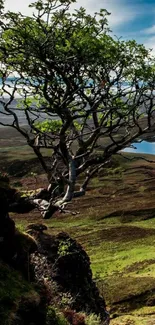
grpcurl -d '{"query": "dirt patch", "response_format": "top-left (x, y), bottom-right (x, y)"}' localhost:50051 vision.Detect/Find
top-left (124, 259), bottom-right (155, 273)
top-left (12, 210), bottom-right (42, 223)
top-left (98, 226), bottom-right (155, 242)
top-left (104, 207), bottom-right (155, 221)
top-left (19, 174), bottom-right (48, 190)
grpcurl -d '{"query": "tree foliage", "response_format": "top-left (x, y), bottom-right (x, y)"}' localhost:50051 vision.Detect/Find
top-left (0, 0), bottom-right (155, 217)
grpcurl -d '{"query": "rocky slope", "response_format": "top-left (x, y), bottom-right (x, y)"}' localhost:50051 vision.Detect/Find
top-left (0, 175), bottom-right (109, 325)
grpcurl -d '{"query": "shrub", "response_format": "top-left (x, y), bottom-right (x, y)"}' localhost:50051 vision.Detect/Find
top-left (46, 306), bottom-right (69, 325)
top-left (63, 309), bottom-right (85, 325)
top-left (0, 172), bottom-right (10, 184)
top-left (85, 314), bottom-right (101, 325)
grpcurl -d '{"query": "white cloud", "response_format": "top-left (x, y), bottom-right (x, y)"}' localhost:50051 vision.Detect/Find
top-left (5, 0), bottom-right (33, 15)
top-left (141, 25), bottom-right (155, 54)
top-left (4, 0), bottom-right (137, 30)
top-left (143, 25), bottom-right (155, 35)
top-left (144, 36), bottom-right (155, 55)
top-left (71, 0), bottom-right (137, 29)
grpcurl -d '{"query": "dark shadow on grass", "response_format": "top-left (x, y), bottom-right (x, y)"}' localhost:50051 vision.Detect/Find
top-left (103, 207), bottom-right (155, 222)
top-left (97, 226), bottom-right (155, 242)
top-left (98, 276), bottom-right (155, 314)
top-left (0, 158), bottom-right (48, 177)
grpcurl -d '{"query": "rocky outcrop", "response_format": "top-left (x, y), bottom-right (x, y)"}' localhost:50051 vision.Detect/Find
top-left (0, 187), bottom-right (16, 262)
top-left (27, 224), bottom-right (109, 324)
top-left (0, 184), bottom-right (37, 268)
top-left (0, 215), bottom-right (109, 324)
top-left (0, 177), bottom-right (109, 324)
top-left (0, 175), bottom-right (109, 324)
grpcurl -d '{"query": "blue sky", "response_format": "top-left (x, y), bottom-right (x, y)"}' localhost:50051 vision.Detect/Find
top-left (4, 0), bottom-right (155, 53)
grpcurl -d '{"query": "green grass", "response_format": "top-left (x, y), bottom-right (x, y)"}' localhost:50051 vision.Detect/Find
top-left (4, 150), bottom-right (155, 324)
top-left (43, 214), bottom-right (155, 314)
top-left (14, 213), bottom-right (155, 322)
top-left (0, 260), bottom-right (38, 323)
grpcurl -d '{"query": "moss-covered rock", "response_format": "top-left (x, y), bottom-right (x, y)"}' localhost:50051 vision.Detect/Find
top-left (46, 307), bottom-right (69, 325)
top-left (0, 260), bottom-right (46, 325)
top-left (27, 226), bottom-right (108, 323)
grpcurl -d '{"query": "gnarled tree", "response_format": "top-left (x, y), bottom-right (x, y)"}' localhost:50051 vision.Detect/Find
top-left (0, 0), bottom-right (155, 218)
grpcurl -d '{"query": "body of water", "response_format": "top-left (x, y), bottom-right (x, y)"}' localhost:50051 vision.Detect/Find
top-left (0, 78), bottom-right (152, 125)
top-left (123, 141), bottom-right (155, 155)
top-left (0, 79), bottom-right (155, 156)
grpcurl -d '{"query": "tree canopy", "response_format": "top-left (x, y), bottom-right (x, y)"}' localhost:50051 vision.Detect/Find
top-left (0, 0), bottom-right (155, 217)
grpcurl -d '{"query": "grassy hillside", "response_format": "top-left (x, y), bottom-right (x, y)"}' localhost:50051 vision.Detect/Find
top-left (0, 259), bottom-right (43, 324)
top-left (3, 141), bottom-right (155, 324)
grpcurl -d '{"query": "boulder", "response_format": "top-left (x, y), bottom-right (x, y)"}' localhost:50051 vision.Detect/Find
top-left (27, 225), bottom-right (109, 323)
